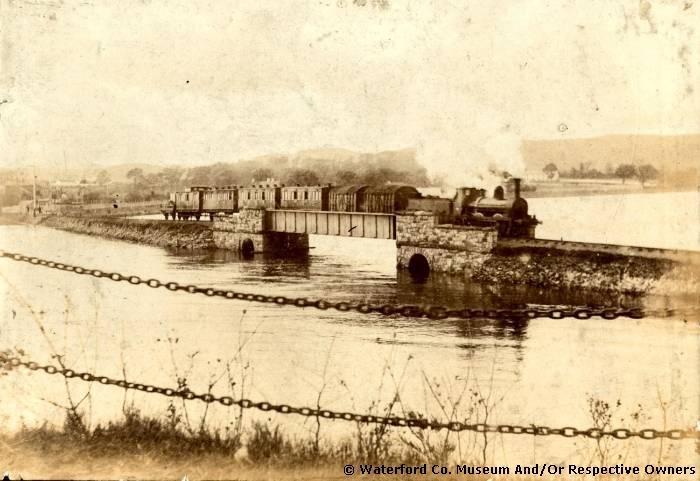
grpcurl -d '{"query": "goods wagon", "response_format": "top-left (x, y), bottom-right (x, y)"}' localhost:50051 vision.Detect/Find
top-left (328, 185), bottom-right (368, 212)
top-left (363, 184), bottom-right (420, 213)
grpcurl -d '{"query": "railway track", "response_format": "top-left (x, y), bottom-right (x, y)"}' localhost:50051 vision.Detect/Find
top-left (497, 238), bottom-right (700, 264)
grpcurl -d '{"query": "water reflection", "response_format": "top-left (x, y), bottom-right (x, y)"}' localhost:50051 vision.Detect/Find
top-left (151, 243), bottom-right (659, 351)
top-left (165, 247), bottom-right (313, 279)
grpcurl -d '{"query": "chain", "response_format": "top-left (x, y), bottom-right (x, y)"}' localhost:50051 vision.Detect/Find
top-left (2, 250), bottom-right (698, 321)
top-left (1, 353), bottom-right (696, 441)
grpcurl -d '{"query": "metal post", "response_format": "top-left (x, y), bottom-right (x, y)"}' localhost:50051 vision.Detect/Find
top-left (32, 166), bottom-right (37, 216)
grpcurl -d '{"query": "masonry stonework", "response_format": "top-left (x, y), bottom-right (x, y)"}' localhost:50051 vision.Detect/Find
top-left (396, 212), bottom-right (497, 275)
top-left (212, 208), bottom-right (308, 253)
top-left (213, 208), bottom-right (266, 234)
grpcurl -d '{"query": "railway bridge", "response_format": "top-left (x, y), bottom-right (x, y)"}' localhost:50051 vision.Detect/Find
top-left (265, 209), bottom-right (397, 239)
top-left (211, 208), bottom-right (700, 285)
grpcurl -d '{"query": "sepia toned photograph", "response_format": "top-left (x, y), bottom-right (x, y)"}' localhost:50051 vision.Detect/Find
top-left (0, 1), bottom-right (698, 479)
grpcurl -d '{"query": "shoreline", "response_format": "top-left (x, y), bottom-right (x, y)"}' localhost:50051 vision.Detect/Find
top-left (5, 214), bottom-right (698, 295)
top-left (524, 184), bottom-right (697, 199)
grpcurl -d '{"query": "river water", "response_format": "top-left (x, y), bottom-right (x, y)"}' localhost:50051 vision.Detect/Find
top-left (0, 191), bottom-right (698, 465)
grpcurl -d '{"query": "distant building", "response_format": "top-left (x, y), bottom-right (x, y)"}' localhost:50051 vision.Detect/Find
top-left (50, 181), bottom-right (98, 203)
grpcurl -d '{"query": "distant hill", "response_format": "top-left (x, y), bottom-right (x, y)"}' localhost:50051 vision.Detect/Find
top-left (5, 137), bottom-right (698, 185)
top-left (522, 134), bottom-right (700, 174)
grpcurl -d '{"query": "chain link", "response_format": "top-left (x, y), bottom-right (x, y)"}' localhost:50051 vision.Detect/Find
top-left (2, 250), bottom-right (698, 320)
top-left (0, 353), bottom-right (697, 441)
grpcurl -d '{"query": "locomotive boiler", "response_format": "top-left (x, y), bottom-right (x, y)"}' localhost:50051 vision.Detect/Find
top-left (454, 178), bottom-right (538, 238)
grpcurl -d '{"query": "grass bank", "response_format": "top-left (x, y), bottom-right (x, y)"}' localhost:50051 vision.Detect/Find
top-left (0, 408), bottom-right (426, 480)
top-left (2, 407), bottom-right (690, 481)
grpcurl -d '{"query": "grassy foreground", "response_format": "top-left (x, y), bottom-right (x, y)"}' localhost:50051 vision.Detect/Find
top-left (0, 408), bottom-right (421, 480)
top-left (1, 407), bottom-right (696, 481)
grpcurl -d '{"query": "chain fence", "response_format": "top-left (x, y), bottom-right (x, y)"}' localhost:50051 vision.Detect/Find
top-left (2, 250), bottom-right (698, 321)
top-left (1, 353), bottom-right (697, 441)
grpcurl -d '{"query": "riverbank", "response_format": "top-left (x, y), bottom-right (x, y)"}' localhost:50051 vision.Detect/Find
top-left (0, 213), bottom-right (25, 225)
top-left (525, 181), bottom-right (695, 199)
top-left (40, 216), bottom-right (215, 250)
top-left (476, 246), bottom-right (700, 295)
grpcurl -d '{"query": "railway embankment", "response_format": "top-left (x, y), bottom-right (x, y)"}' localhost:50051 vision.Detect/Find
top-left (396, 213), bottom-right (700, 295)
top-left (40, 216), bottom-right (215, 250)
top-left (474, 246), bottom-right (699, 295)
top-left (33, 214), bottom-right (700, 295)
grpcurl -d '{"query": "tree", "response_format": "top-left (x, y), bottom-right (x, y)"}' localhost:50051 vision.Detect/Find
top-left (636, 164), bottom-right (659, 187)
top-left (361, 167), bottom-right (399, 184)
top-left (126, 168), bottom-right (145, 183)
top-left (251, 168), bottom-right (274, 183)
top-left (96, 170), bottom-right (111, 185)
top-left (543, 163), bottom-right (558, 179)
top-left (285, 168), bottom-right (320, 186)
top-left (162, 167), bottom-right (185, 188)
top-left (614, 164), bottom-right (637, 184)
top-left (336, 170), bottom-right (359, 185)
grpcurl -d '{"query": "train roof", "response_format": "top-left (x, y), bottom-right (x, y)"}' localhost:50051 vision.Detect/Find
top-left (364, 184), bottom-right (420, 195)
top-left (329, 184), bottom-right (369, 195)
top-left (281, 184), bottom-right (329, 189)
top-left (240, 183), bottom-right (280, 189)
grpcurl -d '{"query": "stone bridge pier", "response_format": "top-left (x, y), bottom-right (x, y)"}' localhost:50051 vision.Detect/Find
top-left (212, 209), bottom-right (308, 255)
top-left (396, 212), bottom-right (498, 277)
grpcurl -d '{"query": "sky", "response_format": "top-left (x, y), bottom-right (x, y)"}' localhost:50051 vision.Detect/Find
top-left (1, 0), bottom-right (698, 180)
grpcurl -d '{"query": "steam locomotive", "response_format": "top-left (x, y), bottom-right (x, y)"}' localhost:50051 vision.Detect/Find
top-left (405, 178), bottom-right (538, 237)
top-left (161, 178), bottom-right (538, 238)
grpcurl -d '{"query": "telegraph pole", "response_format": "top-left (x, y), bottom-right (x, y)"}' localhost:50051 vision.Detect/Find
top-left (32, 165), bottom-right (37, 216)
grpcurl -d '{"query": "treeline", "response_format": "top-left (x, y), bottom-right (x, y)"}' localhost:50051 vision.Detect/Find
top-left (115, 151), bottom-right (431, 201)
top-left (185, 151), bottom-right (430, 187)
top-left (545, 162), bottom-right (665, 186)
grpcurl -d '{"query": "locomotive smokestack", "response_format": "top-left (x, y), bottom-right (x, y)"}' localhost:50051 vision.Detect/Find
top-left (513, 178), bottom-right (521, 199)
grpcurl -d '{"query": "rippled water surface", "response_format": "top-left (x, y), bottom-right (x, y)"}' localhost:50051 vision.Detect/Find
top-left (0, 191), bottom-right (697, 463)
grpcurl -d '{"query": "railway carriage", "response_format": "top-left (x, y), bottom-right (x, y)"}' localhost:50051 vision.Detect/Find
top-left (238, 183), bottom-right (281, 210)
top-left (161, 177), bottom-right (536, 238)
top-left (172, 186), bottom-right (209, 220)
top-left (202, 186), bottom-right (239, 217)
top-left (280, 185), bottom-right (329, 210)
